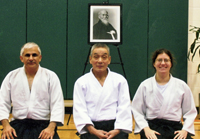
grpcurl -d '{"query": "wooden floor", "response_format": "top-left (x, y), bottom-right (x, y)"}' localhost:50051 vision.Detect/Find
top-left (1, 114), bottom-right (200, 139)
top-left (58, 114), bottom-right (200, 139)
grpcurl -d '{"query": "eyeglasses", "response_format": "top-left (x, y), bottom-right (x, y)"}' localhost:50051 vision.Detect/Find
top-left (156, 59), bottom-right (171, 63)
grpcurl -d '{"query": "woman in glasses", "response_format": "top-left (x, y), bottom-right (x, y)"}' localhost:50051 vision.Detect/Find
top-left (132, 48), bottom-right (197, 139)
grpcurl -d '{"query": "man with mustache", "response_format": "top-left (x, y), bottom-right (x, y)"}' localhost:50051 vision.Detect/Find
top-left (0, 42), bottom-right (64, 139)
top-left (93, 10), bottom-right (117, 40)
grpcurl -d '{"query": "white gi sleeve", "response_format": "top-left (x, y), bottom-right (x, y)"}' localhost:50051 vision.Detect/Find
top-left (0, 72), bottom-right (12, 122)
top-left (181, 83), bottom-right (197, 135)
top-left (73, 79), bottom-right (93, 134)
top-left (49, 72), bottom-right (64, 126)
top-left (115, 78), bottom-right (132, 133)
top-left (131, 82), bottom-right (149, 134)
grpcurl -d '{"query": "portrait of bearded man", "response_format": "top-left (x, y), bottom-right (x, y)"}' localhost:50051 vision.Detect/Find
top-left (93, 10), bottom-right (118, 40)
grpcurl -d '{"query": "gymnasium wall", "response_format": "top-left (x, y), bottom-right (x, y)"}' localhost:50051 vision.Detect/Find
top-left (0, 0), bottom-right (188, 99)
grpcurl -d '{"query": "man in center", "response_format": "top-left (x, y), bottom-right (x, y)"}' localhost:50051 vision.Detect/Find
top-left (73, 43), bottom-right (132, 139)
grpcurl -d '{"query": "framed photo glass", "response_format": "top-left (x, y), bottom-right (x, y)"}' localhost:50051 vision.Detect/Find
top-left (89, 4), bottom-right (122, 44)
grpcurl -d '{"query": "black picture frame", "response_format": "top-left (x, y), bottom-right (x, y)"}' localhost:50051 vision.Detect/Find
top-left (88, 3), bottom-right (122, 44)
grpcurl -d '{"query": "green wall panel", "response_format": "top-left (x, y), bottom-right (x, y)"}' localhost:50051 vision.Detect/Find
top-left (120, 0), bottom-right (149, 98)
top-left (27, 0), bottom-right (67, 98)
top-left (0, 1), bottom-right (26, 87)
top-left (148, 0), bottom-right (188, 81)
top-left (0, 0), bottom-right (189, 100)
top-left (67, 0), bottom-right (90, 99)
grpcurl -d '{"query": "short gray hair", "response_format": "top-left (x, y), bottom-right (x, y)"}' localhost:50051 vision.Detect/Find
top-left (90, 43), bottom-right (110, 56)
top-left (20, 42), bottom-right (41, 56)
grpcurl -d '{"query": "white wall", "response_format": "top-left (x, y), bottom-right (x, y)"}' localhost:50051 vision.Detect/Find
top-left (188, 0), bottom-right (200, 106)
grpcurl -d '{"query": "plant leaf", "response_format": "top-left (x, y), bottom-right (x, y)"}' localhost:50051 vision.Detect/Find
top-left (187, 51), bottom-right (190, 60)
top-left (192, 45), bottom-right (200, 61)
top-left (198, 64), bottom-right (200, 73)
top-left (196, 31), bottom-right (199, 39)
top-left (190, 40), bottom-right (196, 53)
top-left (189, 28), bottom-right (194, 31)
top-left (199, 49), bottom-right (200, 57)
top-left (198, 28), bottom-right (200, 39)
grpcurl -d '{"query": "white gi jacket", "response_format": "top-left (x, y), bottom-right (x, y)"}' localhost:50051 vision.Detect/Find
top-left (0, 66), bottom-right (64, 126)
top-left (73, 68), bottom-right (132, 134)
top-left (132, 75), bottom-right (197, 135)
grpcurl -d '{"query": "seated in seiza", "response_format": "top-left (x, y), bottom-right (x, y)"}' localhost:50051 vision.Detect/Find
top-left (0, 42), bottom-right (64, 139)
top-left (131, 48), bottom-right (197, 139)
top-left (73, 43), bottom-right (132, 139)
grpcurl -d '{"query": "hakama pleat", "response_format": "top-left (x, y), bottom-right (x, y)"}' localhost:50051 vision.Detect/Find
top-left (10, 119), bottom-right (59, 139)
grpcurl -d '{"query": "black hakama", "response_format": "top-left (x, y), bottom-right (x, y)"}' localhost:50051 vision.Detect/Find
top-left (80, 120), bottom-right (128, 139)
top-left (140, 119), bottom-right (193, 139)
top-left (9, 119), bottom-right (59, 139)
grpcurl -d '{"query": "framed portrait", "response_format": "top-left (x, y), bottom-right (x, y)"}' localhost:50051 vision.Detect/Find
top-left (88, 3), bottom-right (122, 44)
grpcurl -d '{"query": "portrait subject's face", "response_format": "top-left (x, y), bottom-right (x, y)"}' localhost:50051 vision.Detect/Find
top-left (98, 10), bottom-right (109, 25)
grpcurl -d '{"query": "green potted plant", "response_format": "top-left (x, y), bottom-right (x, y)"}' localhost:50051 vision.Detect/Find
top-left (188, 25), bottom-right (200, 73)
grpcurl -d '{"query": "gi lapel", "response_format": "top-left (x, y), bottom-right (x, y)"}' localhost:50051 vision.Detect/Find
top-left (21, 67), bottom-right (31, 98)
top-left (152, 76), bottom-right (164, 105)
top-left (157, 75), bottom-right (173, 118)
top-left (91, 71), bottom-right (109, 121)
